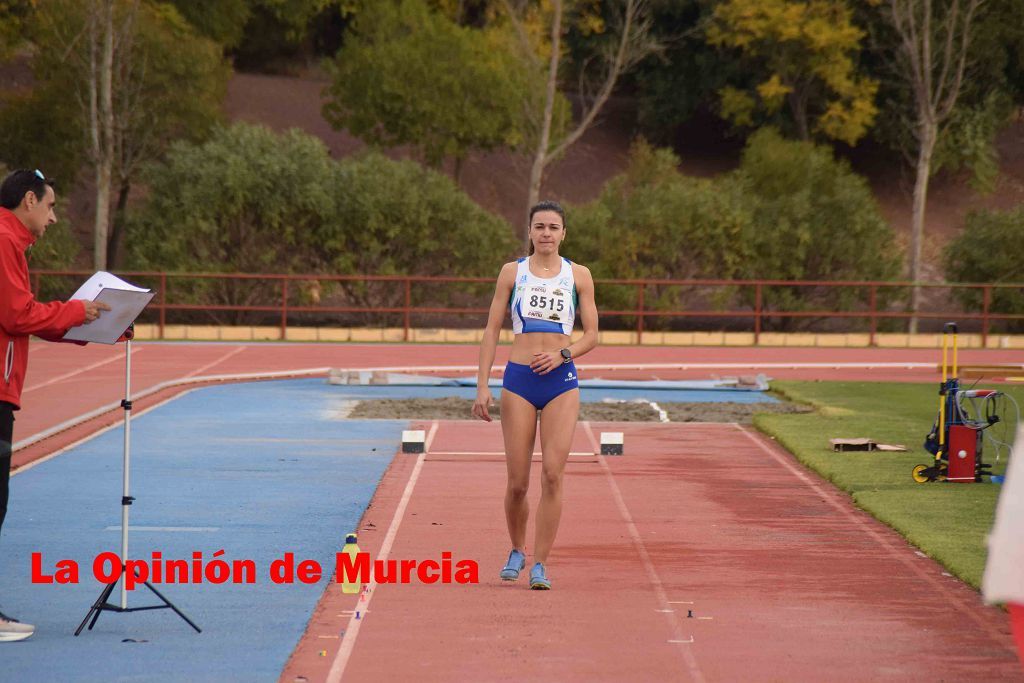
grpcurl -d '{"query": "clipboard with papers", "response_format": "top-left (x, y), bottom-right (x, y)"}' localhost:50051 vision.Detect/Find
top-left (62, 271), bottom-right (155, 344)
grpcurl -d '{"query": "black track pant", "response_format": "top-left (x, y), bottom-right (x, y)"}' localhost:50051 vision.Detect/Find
top-left (0, 401), bottom-right (14, 539)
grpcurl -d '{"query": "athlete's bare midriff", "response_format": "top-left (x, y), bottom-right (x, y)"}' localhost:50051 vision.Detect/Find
top-left (509, 331), bottom-right (571, 365)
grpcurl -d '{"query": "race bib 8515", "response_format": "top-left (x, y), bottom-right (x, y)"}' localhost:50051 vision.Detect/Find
top-left (523, 284), bottom-right (571, 324)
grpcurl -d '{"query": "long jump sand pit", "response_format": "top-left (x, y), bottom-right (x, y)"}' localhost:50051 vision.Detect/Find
top-left (348, 396), bottom-right (811, 422)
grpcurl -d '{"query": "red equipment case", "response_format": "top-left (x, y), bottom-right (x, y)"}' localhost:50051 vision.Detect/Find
top-left (946, 424), bottom-right (980, 483)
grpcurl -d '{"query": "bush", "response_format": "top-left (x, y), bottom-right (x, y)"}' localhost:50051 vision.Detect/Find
top-left (125, 123), bottom-right (336, 323)
top-left (570, 133), bottom-right (901, 330)
top-left (321, 151), bottom-right (519, 321)
top-left (126, 123), bottom-right (336, 274)
top-left (326, 151), bottom-right (516, 276)
top-left (28, 220), bottom-right (79, 271)
top-left (27, 218), bottom-right (81, 303)
top-left (944, 207), bottom-right (1024, 332)
top-left (569, 141), bottom-right (753, 328)
top-left (124, 123), bottom-right (515, 324)
top-left (732, 128), bottom-right (903, 328)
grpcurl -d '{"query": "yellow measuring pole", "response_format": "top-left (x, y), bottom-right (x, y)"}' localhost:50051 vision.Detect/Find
top-left (937, 327), bottom-right (949, 462)
top-left (952, 326), bottom-right (959, 378)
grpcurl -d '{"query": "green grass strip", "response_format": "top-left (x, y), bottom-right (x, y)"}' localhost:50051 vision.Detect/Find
top-left (754, 380), bottom-right (1023, 589)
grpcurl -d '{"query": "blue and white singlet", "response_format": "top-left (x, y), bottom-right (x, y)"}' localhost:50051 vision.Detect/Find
top-left (510, 256), bottom-right (577, 336)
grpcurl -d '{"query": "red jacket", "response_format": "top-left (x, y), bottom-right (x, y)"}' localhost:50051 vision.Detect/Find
top-left (0, 208), bottom-right (86, 409)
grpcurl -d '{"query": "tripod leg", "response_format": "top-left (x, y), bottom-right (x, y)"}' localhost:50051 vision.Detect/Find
top-left (142, 581), bottom-right (202, 633)
top-left (75, 579), bottom-right (119, 636)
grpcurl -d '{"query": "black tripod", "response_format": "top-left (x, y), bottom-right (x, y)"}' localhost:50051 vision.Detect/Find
top-left (75, 325), bottom-right (200, 635)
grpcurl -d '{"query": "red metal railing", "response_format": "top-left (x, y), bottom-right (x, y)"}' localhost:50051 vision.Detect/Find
top-left (30, 270), bottom-right (1024, 346)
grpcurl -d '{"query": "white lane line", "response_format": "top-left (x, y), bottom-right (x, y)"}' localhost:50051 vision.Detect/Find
top-left (732, 424), bottom-right (1011, 644)
top-left (210, 438), bottom-right (354, 444)
top-left (326, 420), bottom-right (439, 683)
top-left (182, 345), bottom-right (247, 378)
top-left (582, 422), bottom-right (705, 683)
top-left (103, 526), bottom-right (219, 532)
top-left (23, 347), bottom-right (143, 393)
top-left (426, 451), bottom-right (594, 457)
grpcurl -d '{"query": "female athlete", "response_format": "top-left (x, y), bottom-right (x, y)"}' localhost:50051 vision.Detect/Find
top-left (472, 200), bottom-right (599, 590)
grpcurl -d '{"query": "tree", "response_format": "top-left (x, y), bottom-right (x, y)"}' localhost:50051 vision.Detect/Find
top-left (323, 0), bottom-right (531, 179)
top-left (611, 0), bottom-right (735, 145)
top-left (163, 0), bottom-right (251, 48)
top-left (0, 77), bottom-right (87, 186)
top-left (429, 0), bottom-right (495, 25)
top-left (500, 0), bottom-right (659, 239)
top-left (706, 0), bottom-right (879, 145)
top-left (7, 0), bottom-right (228, 269)
top-left (875, 0), bottom-right (984, 332)
top-left (232, 0), bottom-right (355, 71)
top-left (0, 0), bottom-right (33, 60)
top-left (88, 0), bottom-right (116, 273)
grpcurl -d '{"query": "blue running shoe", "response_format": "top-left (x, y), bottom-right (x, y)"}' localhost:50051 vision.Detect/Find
top-left (500, 549), bottom-right (526, 581)
top-left (529, 562), bottom-right (551, 590)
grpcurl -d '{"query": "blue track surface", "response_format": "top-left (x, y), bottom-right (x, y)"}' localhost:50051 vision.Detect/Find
top-left (1, 379), bottom-right (403, 682)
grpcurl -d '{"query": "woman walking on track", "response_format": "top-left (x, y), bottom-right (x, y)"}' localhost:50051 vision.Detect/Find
top-left (472, 200), bottom-right (599, 590)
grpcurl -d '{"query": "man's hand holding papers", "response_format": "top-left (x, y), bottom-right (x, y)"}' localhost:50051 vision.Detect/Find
top-left (63, 272), bottom-right (154, 344)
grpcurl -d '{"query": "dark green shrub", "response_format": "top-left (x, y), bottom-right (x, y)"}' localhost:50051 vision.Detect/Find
top-left (944, 207), bottom-right (1024, 332)
top-left (732, 128), bottom-right (903, 329)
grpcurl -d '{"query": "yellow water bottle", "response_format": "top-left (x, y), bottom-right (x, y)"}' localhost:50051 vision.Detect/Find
top-left (341, 533), bottom-right (361, 594)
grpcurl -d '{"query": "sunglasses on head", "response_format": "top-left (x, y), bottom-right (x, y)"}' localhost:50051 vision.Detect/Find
top-left (34, 169), bottom-right (45, 180)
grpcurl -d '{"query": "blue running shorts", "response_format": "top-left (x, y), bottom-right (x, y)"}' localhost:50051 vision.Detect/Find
top-left (502, 361), bottom-right (579, 410)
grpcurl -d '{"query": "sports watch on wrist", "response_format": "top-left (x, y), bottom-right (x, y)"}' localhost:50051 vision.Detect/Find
top-left (560, 348), bottom-right (572, 363)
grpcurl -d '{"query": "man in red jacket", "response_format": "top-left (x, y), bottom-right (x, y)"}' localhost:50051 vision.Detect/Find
top-left (0, 169), bottom-right (108, 641)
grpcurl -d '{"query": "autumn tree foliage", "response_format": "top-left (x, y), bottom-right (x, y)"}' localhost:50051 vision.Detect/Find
top-left (707, 0), bottom-right (878, 145)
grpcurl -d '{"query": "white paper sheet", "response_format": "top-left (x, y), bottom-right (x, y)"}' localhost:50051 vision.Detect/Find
top-left (62, 272), bottom-right (154, 344)
top-left (68, 271), bottom-right (151, 301)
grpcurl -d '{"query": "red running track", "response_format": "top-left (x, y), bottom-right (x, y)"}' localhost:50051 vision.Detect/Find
top-left (12, 341), bottom-right (1024, 681)
top-left (284, 420), bottom-right (1021, 682)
